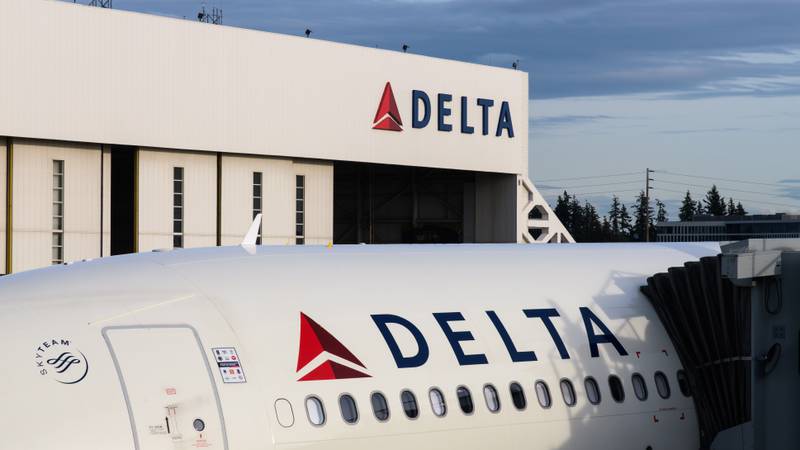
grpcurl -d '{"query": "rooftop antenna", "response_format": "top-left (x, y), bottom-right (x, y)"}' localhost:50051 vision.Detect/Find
top-left (512, 59), bottom-right (519, 70)
top-left (198, 4), bottom-right (223, 24)
top-left (88, 0), bottom-right (112, 8)
top-left (305, 29), bottom-right (312, 38)
top-left (402, 44), bottom-right (409, 53)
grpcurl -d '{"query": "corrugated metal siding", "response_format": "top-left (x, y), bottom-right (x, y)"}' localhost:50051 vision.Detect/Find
top-left (11, 139), bottom-right (102, 272)
top-left (294, 161), bottom-right (333, 245)
top-left (138, 149), bottom-right (216, 251)
top-left (220, 155), bottom-right (296, 246)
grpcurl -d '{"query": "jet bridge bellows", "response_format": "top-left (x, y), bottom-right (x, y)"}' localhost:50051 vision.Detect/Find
top-left (643, 239), bottom-right (800, 450)
top-left (642, 256), bottom-right (751, 449)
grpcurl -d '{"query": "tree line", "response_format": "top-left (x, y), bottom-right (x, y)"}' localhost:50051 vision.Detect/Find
top-left (552, 185), bottom-right (748, 242)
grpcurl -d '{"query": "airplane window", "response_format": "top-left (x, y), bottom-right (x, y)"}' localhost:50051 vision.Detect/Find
top-left (677, 370), bottom-right (692, 397)
top-left (429, 388), bottom-right (447, 417)
top-left (401, 390), bottom-right (419, 419)
top-left (632, 373), bottom-right (648, 401)
top-left (584, 377), bottom-right (601, 405)
top-left (371, 392), bottom-right (390, 422)
top-left (655, 371), bottom-right (671, 399)
top-left (608, 375), bottom-right (625, 403)
top-left (457, 386), bottom-right (474, 414)
top-left (560, 379), bottom-right (576, 407)
top-left (535, 381), bottom-right (552, 408)
top-left (305, 396), bottom-right (326, 426)
top-left (339, 394), bottom-right (359, 424)
top-left (483, 384), bottom-right (500, 412)
top-left (510, 382), bottom-right (527, 410)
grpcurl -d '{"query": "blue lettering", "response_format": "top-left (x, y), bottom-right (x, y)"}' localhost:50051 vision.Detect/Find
top-left (476, 98), bottom-right (494, 136)
top-left (412, 90), bottom-right (431, 129)
top-left (460, 96), bottom-right (474, 134)
top-left (579, 307), bottom-right (628, 358)
top-left (371, 314), bottom-right (430, 368)
top-left (523, 308), bottom-right (570, 359)
top-left (496, 101), bottom-right (514, 138)
top-left (437, 93), bottom-right (453, 132)
top-left (486, 311), bottom-right (537, 362)
top-left (433, 312), bottom-right (488, 366)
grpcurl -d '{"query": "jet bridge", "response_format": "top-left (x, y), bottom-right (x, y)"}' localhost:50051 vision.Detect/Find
top-left (642, 239), bottom-right (800, 450)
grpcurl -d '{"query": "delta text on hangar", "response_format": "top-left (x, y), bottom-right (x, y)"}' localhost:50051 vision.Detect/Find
top-left (0, 0), bottom-right (571, 275)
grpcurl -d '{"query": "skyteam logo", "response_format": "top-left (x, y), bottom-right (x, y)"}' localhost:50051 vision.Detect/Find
top-left (372, 81), bottom-right (515, 138)
top-left (296, 313), bottom-right (370, 381)
top-left (33, 338), bottom-right (89, 385)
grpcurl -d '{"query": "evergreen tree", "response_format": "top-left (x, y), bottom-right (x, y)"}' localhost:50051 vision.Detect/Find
top-left (583, 202), bottom-right (602, 242)
top-left (568, 196), bottom-right (583, 240)
top-left (601, 216), bottom-right (612, 242)
top-left (554, 191), bottom-right (572, 230)
top-left (726, 198), bottom-right (737, 216)
top-left (656, 199), bottom-right (668, 223)
top-left (619, 204), bottom-right (632, 240)
top-left (735, 202), bottom-right (747, 216)
top-left (695, 200), bottom-right (705, 216)
top-left (632, 191), bottom-right (654, 242)
top-left (608, 196), bottom-right (622, 239)
top-left (704, 185), bottom-right (726, 216)
top-left (679, 191), bottom-right (696, 221)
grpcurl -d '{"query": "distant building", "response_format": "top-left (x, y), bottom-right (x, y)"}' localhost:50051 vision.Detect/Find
top-left (656, 214), bottom-right (800, 242)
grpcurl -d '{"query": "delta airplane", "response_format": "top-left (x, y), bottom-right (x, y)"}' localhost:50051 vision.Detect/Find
top-left (0, 220), bottom-right (718, 450)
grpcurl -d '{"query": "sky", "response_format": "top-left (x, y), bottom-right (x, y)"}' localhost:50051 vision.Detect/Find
top-left (87, 0), bottom-right (800, 217)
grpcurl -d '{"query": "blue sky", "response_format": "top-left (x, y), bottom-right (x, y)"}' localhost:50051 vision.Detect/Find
top-left (92, 0), bottom-right (800, 217)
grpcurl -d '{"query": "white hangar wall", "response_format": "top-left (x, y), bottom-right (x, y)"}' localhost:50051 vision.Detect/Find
top-left (0, 1), bottom-right (575, 275)
top-left (0, 0), bottom-right (528, 176)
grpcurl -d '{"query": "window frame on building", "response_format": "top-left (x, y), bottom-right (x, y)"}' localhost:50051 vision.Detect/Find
top-left (252, 171), bottom-right (263, 245)
top-left (52, 160), bottom-right (65, 265)
top-left (173, 167), bottom-right (184, 248)
top-left (295, 174), bottom-right (305, 245)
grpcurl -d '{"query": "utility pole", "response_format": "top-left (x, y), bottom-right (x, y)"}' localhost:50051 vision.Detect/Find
top-left (645, 168), bottom-right (654, 242)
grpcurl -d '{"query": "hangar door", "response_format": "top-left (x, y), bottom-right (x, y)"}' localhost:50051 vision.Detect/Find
top-left (104, 326), bottom-right (229, 450)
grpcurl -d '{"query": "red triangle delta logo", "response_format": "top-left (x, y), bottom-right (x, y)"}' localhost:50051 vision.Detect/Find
top-left (372, 82), bottom-right (403, 132)
top-left (296, 313), bottom-right (371, 381)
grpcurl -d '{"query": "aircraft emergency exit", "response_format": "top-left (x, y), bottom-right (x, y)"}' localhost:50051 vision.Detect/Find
top-left (0, 242), bottom-right (717, 449)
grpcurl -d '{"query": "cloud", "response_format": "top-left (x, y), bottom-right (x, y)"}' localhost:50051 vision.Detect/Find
top-left (779, 179), bottom-right (800, 183)
top-left (532, 114), bottom-right (615, 127)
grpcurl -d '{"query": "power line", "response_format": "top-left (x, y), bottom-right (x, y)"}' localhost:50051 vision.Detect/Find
top-left (539, 180), bottom-right (642, 190)
top-left (551, 189), bottom-right (642, 197)
top-left (653, 187), bottom-right (800, 210)
top-left (655, 170), bottom-right (790, 189)
top-left (654, 179), bottom-right (781, 198)
top-left (536, 171), bottom-right (642, 183)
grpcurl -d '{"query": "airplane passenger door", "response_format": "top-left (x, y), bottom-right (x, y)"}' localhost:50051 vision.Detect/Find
top-left (104, 326), bottom-right (229, 450)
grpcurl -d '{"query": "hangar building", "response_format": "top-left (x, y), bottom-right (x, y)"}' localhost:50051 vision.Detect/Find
top-left (0, 0), bottom-right (570, 274)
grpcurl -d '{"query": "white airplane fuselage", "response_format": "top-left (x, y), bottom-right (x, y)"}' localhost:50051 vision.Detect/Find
top-left (0, 243), bottom-right (717, 450)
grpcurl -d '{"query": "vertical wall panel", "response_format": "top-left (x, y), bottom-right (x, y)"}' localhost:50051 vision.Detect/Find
top-left (138, 149), bottom-right (216, 252)
top-left (101, 148), bottom-right (111, 256)
top-left (293, 161), bottom-right (333, 245)
top-left (0, 139), bottom-right (6, 274)
top-left (220, 155), bottom-right (294, 246)
top-left (11, 139), bottom-right (102, 272)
